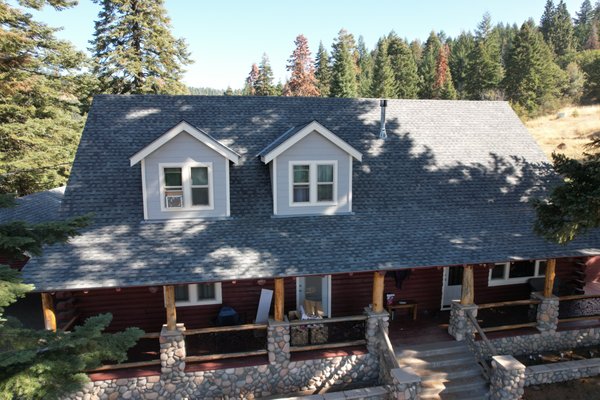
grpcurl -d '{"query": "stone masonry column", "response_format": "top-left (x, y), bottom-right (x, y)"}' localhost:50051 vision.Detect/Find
top-left (532, 292), bottom-right (559, 333)
top-left (448, 301), bottom-right (478, 341)
top-left (365, 307), bottom-right (389, 354)
top-left (490, 355), bottom-right (526, 400)
top-left (159, 323), bottom-right (186, 379)
top-left (267, 317), bottom-right (290, 365)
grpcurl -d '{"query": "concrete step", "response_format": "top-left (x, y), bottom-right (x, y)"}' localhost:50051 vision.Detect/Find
top-left (400, 352), bottom-right (475, 369)
top-left (395, 341), bottom-right (466, 358)
top-left (416, 366), bottom-right (484, 383)
top-left (420, 380), bottom-right (488, 398)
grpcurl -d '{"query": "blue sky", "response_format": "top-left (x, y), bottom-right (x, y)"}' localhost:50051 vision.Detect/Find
top-left (27, 0), bottom-right (585, 90)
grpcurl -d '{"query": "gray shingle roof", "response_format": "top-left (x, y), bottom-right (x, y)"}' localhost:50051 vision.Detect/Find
top-left (0, 187), bottom-right (65, 225)
top-left (23, 96), bottom-right (600, 291)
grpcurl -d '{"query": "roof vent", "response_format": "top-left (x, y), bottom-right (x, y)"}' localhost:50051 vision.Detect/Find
top-left (379, 99), bottom-right (387, 140)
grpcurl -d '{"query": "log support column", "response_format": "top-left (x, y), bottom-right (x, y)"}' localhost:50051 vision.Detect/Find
top-left (372, 271), bottom-right (386, 313)
top-left (449, 265), bottom-right (478, 341)
top-left (41, 293), bottom-right (56, 332)
top-left (164, 285), bottom-right (177, 331)
top-left (274, 278), bottom-right (284, 322)
top-left (533, 259), bottom-right (559, 332)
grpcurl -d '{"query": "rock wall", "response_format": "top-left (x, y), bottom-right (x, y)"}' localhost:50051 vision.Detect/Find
top-left (489, 356), bottom-right (526, 400)
top-left (525, 358), bottom-right (600, 386)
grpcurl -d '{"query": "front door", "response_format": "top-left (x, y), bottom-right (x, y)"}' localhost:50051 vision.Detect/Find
top-left (441, 266), bottom-right (463, 310)
top-left (297, 275), bottom-right (331, 317)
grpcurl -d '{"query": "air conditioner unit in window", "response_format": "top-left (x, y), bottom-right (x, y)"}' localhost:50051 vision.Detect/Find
top-left (165, 194), bottom-right (183, 208)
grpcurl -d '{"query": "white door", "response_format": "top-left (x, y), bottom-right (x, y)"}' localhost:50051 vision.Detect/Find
top-left (441, 266), bottom-right (463, 310)
top-left (297, 275), bottom-right (331, 317)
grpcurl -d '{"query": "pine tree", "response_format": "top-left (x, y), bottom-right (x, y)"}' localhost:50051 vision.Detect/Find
top-left (540, 0), bottom-right (556, 42)
top-left (254, 54), bottom-right (276, 96)
top-left (243, 64), bottom-right (260, 95)
top-left (356, 36), bottom-right (374, 97)
top-left (418, 31), bottom-right (442, 98)
top-left (534, 139), bottom-right (600, 243)
top-left (433, 44), bottom-right (457, 99)
top-left (575, 0), bottom-right (594, 49)
top-left (387, 33), bottom-right (420, 99)
top-left (409, 39), bottom-right (423, 64)
top-left (314, 42), bottom-right (332, 97)
top-left (283, 35), bottom-right (320, 97)
top-left (548, 0), bottom-right (575, 56)
top-left (90, 0), bottom-right (192, 95)
top-left (465, 13), bottom-right (504, 99)
top-left (503, 20), bottom-right (567, 116)
top-left (0, 0), bottom-right (91, 196)
top-left (370, 38), bottom-right (396, 98)
top-left (0, 210), bottom-right (143, 399)
top-left (330, 29), bottom-right (358, 98)
top-left (586, 21), bottom-right (600, 49)
top-left (449, 32), bottom-right (475, 98)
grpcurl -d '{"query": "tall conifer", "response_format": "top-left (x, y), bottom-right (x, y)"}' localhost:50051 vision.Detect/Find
top-left (575, 0), bottom-right (594, 49)
top-left (314, 42), bottom-right (332, 97)
top-left (283, 35), bottom-right (320, 97)
top-left (434, 44), bottom-right (457, 99)
top-left (357, 36), bottom-right (374, 97)
top-left (370, 38), bottom-right (396, 98)
top-left (387, 33), bottom-right (420, 99)
top-left (330, 29), bottom-right (358, 97)
top-left (450, 32), bottom-right (475, 98)
top-left (418, 31), bottom-right (442, 98)
top-left (254, 54), bottom-right (276, 96)
top-left (0, 0), bottom-right (89, 195)
top-left (90, 0), bottom-right (192, 94)
top-left (243, 64), bottom-right (259, 95)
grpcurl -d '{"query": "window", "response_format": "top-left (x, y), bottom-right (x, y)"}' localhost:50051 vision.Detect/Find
top-left (160, 162), bottom-right (213, 211)
top-left (488, 260), bottom-right (546, 286)
top-left (174, 283), bottom-right (222, 306)
top-left (290, 161), bottom-right (337, 206)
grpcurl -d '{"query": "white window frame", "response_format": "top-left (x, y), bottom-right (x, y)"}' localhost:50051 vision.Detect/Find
top-left (173, 283), bottom-right (222, 307)
top-left (159, 162), bottom-right (214, 212)
top-left (488, 260), bottom-right (546, 286)
top-left (288, 160), bottom-right (338, 207)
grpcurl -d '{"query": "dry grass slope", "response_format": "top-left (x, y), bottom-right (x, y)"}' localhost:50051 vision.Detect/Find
top-left (525, 105), bottom-right (600, 161)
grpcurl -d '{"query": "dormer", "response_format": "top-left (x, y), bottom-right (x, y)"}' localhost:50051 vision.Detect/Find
top-left (130, 121), bottom-right (240, 220)
top-left (259, 120), bottom-right (362, 216)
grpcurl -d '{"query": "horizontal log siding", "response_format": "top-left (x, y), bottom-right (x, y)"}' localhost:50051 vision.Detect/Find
top-left (72, 279), bottom-right (297, 333)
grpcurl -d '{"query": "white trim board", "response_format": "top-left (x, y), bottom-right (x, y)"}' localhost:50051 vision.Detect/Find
top-left (260, 121), bottom-right (362, 164)
top-left (130, 121), bottom-right (240, 166)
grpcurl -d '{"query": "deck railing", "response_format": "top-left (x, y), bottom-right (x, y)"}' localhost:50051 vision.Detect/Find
top-left (476, 299), bottom-right (541, 333)
top-left (557, 294), bottom-right (600, 324)
top-left (183, 323), bottom-right (268, 362)
top-left (288, 315), bottom-right (367, 352)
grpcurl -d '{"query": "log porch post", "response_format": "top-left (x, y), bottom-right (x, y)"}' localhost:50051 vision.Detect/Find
top-left (41, 292), bottom-right (56, 332)
top-left (274, 278), bottom-right (284, 322)
top-left (163, 285), bottom-right (177, 331)
top-left (543, 259), bottom-right (557, 298)
top-left (460, 265), bottom-right (474, 305)
top-left (372, 271), bottom-right (385, 313)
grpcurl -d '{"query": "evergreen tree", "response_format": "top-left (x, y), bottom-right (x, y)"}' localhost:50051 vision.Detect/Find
top-left (283, 34), bottom-right (320, 97)
top-left (90, 0), bottom-right (192, 95)
top-left (243, 63), bottom-right (260, 95)
top-left (503, 20), bottom-right (566, 116)
top-left (409, 39), bottom-right (423, 64)
top-left (0, 209), bottom-right (143, 399)
top-left (547, 0), bottom-right (575, 56)
top-left (0, 0), bottom-right (90, 196)
top-left (449, 32), bottom-right (475, 98)
top-left (576, 49), bottom-right (600, 101)
top-left (575, 0), bottom-right (594, 49)
top-left (534, 138), bottom-right (600, 243)
top-left (433, 44), bottom-right (457, 99)
top-left (540, 0), bottom-right (556, 42)
top-left (418, 31), bottom-right (442, 98)
top-left (314, 41), bottom-right (332, 97)
top-left (370, 38), bottom-right (396, 98)
top-left (586, 21), bottom-right (600, 49)
top-left (330, 29), bottom-right (358, 97)
top-left (356, 36), bottom-right (374, 97)
top-left (465, 13), bottom-right (504, 99)
top-left (254, 54), bottom-right (276, 96)
top-left (387, 33), bottom-right (420, 99)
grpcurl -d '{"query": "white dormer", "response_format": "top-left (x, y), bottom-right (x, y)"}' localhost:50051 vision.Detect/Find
top-left (130, 121), bottom-right (240, 220)
top-left (258, 120), bottom-right (362, 216)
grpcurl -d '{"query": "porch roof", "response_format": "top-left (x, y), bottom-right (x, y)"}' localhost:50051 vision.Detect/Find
top-left (22, 96), bottom-right (600, 291)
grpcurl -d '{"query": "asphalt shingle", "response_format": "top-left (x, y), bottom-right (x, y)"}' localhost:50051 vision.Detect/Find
top-left (22, 96), bottom-right (600, 291)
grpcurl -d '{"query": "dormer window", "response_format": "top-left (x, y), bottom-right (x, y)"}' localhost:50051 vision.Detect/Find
top-left (160, 162), bottom-right (213, 211)
top-left (291, 161), bottom-right (336, 205)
